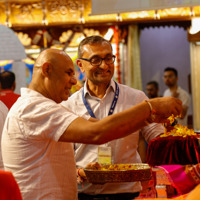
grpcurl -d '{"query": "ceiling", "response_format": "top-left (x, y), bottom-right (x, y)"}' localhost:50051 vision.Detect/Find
top-left (0, 0), bottom-right (199, 29)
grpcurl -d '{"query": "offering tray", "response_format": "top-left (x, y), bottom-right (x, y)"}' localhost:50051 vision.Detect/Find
top-left (84, 163), bottom-right (152, 184)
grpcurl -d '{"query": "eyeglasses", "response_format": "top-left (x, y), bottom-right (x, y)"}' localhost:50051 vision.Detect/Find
top-left (79, 55), bottom-right (116, 66)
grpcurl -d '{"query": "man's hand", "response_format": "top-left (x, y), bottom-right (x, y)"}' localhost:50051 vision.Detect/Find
top-left (149, 97), bottom-right (182, 123)
top-left (77, 162), bottom-right (102, 184)
top-left (77, 168), bottom-right (87, 184)
top-left (85, 162), bottom-right (102, 170)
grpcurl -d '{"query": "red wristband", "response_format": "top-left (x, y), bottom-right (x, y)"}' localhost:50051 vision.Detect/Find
top-left (77, 168), bottom-right (83, 177)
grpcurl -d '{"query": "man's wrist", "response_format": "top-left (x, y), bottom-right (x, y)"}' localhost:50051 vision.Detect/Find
top-left (77, 168), bottom-right (83, 177)
top-left (144, 100), bottom-right (156, 125)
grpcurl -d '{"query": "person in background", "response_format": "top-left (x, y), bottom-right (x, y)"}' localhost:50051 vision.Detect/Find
top-left (0, 101), bottom-right (8, 170)
top-left (1, 48), bottom-right (182, 200)
top-left (0, 71), bottom-right (20, 109)
top-left (146, 81), bottom-right (160, 99)
top-left (0, 170), bottom-right (22, 200)
top-left (62, 36), bottom-right (166, 200)
top-left (163, 67), bottom-right (190, 126)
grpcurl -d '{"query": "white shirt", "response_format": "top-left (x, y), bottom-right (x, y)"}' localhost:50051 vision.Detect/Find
top-left (163, 86), bottom-right (190, 126)
top-left (2, 88), bottom-right (79, 200)
top-left (62, 79), bottom-right (164, 195)
top-left (0, 101), bottom-right (8, 170)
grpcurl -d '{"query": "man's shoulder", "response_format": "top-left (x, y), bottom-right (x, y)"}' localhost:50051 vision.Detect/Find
top-left (177, 87), bottom-right (190, 102)
top-left (178, 86), bottom-right (189, 94)
top-left (178, 86), bottom-right (190, 98)
top-left (61, 88), bottom-right (83, 107)
top-left (68, 88), bottom-right (83, 101)
top-left (118, 83), bottom-right (145, 94)
top-left (117, 83), bottom-right (147, 102)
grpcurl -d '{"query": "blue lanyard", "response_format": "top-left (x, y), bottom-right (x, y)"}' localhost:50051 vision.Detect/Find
top-left (82, 81), bottom-right (119, 118)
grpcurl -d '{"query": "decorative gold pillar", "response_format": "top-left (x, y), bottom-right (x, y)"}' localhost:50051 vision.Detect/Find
top-left (190, 42), bottom-right (200, 131)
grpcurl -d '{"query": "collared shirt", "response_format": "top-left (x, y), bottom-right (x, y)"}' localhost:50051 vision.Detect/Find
top-left (62, 79), bottom-right (164, 195)
top-left (2, 88), bottom-right (79, 200)
top-left (0, 89), bottom-right (20, 109)
top-left (0, 101), bottom-right (8, 170)
top-left (163, 86), bottom-right (190, 126)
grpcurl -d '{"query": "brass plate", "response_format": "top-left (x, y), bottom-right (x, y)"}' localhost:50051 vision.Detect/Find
top-left (84, 163), bottom-right (152, 184)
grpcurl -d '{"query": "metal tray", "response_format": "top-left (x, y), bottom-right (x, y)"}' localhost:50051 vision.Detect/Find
top-left (84, 163), bottom-right (152, 184)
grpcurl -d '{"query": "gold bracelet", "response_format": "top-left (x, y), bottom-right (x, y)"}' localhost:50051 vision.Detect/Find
top-left (144, 100), bottom-right (156, 125)
top-left (77, 168), bottom-right (83, 177)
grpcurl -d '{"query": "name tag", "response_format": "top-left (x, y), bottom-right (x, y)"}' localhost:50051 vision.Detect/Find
top-left (98, 146), bottom-right (112, 165)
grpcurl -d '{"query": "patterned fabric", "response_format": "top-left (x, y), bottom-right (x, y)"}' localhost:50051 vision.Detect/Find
top-left (154, 164), bottom-right (200, 197)
top-left (156, 165), bottom-right (197, 195)
top-left (185, 164), bottom-right (200, 184)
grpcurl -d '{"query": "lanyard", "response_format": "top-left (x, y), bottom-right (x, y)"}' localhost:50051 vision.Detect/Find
top-left (82, 81), bottom-right (119, 118)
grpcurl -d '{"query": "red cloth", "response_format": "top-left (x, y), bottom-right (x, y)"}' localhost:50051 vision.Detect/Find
top-left (0, 89), bottom-right (20, 110)
top-left (0, 170), bottom-right (22, 200)
top-left (147, 135), bottom-right (200, 166)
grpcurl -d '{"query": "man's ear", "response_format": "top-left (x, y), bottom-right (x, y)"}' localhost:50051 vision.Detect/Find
top-left (76, 59), bottom-right (85, 73)
top-left (41, 62), bottom-right (52, 77)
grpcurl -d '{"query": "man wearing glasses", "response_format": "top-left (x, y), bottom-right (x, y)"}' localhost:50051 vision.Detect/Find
top-left (62, 35), bottom-right (164, 200)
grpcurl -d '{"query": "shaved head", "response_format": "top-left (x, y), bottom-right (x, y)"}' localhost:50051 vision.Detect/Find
top-left (29, 48), bottom-right (77, 103)
top-left (34, 48), bottom-right (71, 69)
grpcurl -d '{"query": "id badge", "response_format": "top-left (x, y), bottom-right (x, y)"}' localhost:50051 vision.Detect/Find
top-left (98, 146), bottom-right (112, 165)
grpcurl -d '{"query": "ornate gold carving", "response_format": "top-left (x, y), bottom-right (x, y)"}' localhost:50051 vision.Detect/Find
top-left (16, 32), bottom-right (32, 46)
top-left (9, 1), bottom-right (43, 25)
top-left (46, 0), bottom-right (81, 24)
top-left (158, 7), bottom-right (191, 18)
top-left (121, 10), bottom-right (155, 21)
top-left (0, 0), bottom-right (200, 26)
top-left (194, 6), bottom-right (200, 16)
top-left (0, 2), bottom-right (6, 24)
top-left (59, 28), bottom-right (100, 46)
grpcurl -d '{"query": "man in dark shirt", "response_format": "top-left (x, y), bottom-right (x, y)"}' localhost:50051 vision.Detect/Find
top-left (146, 81), bottom-right (160, 99)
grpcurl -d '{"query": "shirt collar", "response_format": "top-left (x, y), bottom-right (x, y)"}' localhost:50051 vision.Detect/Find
top-left (83, 79), bottom-right (116, 98)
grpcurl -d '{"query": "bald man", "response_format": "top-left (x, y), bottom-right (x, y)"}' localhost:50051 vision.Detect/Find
top-left (1, 49), bottom-right (182, 200)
